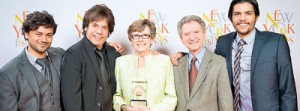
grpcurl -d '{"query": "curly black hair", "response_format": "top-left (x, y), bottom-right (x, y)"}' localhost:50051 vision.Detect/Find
top-left (22, 10), bottom-right (57, 40)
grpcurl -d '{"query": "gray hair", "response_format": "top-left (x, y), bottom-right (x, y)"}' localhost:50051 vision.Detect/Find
top-left (177, 15), bottom-right (206, 36)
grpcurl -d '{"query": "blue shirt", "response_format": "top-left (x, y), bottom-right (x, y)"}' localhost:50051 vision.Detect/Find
top-left (232, 30), bottom-right (256, 111)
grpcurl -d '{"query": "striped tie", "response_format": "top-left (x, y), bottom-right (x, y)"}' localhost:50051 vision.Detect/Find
top-left (233, 39), bottom-right (246, 111)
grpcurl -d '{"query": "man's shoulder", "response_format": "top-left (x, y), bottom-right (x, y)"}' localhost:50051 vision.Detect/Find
top-left (259, 31), bottom-right (283, 38)
top-left (105, 43), bottom-right (118, 52)
top-left (0, 53), bottom-right (23, 76)
top-left (176, 54), bottom-right (188, 66)
top-left (105, 43), bottom-right (121, 57)
top-left (219, 32), bottom-right (236, 38)
top-left (210, 52), bottom-right (226, 63)
top-left (201, 51), bottom-right (226, 70)
top-left (216, 32), bottom-right (236, 45)
top-left (66, 40), bottom-right (84, 52)
top-left (48, 47), bottom-right (65, 55)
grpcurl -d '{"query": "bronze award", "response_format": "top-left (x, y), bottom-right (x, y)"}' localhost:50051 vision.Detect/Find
top-left (131, 80), bottom-right (147, 107)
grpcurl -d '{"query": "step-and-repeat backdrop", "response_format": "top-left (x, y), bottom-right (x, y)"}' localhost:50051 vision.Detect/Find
top-left (0, 0), bottom-right (299, 107)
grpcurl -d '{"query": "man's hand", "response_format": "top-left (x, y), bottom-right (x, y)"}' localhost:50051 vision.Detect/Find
top-left (170, 52), bottom-right (183, 66)
top-left (108, 42), bottom-right (124, 54)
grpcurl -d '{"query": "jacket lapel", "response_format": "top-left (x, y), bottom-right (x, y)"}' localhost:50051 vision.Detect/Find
top-left (178, 55), bottom-right (189, 101)
top-left (48, 51), bottom-right (61, 76)
top-left (226, 33), bottom-right (236, 86)
top-left (19, 50), bottom-right (40, 106)
top-left (105, 44), bottom-right (118, 82)
top-left (251, 29), bottom-right (265, 77)
top-left (82, 37), bottom-right (103, 86)
top-left (105, 44), bottom-right (120, 93)
top-left (189, 50), bottom-right (212, 99)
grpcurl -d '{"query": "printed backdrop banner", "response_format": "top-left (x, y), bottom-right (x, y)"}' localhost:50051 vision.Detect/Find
top-left (0, 0), bottom-right (299, 107)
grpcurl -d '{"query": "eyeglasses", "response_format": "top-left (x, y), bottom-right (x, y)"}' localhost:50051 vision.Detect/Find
top-left (131, 34), bottom-right (151, 39)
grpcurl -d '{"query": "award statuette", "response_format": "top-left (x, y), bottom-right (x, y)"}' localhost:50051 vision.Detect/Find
top-left (131, 80), bottom-right (147, 107)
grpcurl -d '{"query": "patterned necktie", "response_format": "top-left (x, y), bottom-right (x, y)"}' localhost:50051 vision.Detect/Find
top-left (233, 39), bottom-right (246, 111)
top-left (36, 57), bottom-right (50, 80)
top-left (189, 56), bottom-right (198, 94)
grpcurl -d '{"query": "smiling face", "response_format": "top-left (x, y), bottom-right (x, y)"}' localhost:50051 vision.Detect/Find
top-left (130, 26), bottom-right (154, 55)
top-left (25, 26), bottom-right (54, 58)
top-left (86, 18), bottom-right (109, 49)
top-left (180, 21), bottom-right (206, 55)
top-left (231, 2), bottom-right (258, 38)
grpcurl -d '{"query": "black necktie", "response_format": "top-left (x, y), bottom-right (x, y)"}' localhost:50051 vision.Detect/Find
top-left (96, 51), bottom-right (109, 81)
top-left (95, 50), bottom-right (112, 109)
top-left (36, 57), bottom-right (50, 80)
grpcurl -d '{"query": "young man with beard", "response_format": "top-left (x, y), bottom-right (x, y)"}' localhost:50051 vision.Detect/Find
top-left (215, 0), bottom-right (297, 110)
top-left (0, 11), bottom-right (64, 111)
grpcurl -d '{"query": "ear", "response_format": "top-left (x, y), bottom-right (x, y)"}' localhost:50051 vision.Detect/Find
top-left (24, 32), bottom-right (29, 39)
top-left (255, 16), bottom-right (259, 22)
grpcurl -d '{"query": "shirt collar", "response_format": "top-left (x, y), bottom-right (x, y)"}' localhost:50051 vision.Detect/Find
top-left (188, 48), bottom-right (206, 64)
top-left (25, 47), bottom-right (50, 65)
top-left (235, 29), bottom-right (256, 45)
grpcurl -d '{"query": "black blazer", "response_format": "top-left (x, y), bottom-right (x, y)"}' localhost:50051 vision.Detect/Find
top-left (215, 28), bottom-right (297, 111)
top-left (60, 37), bottom-right (121, 111)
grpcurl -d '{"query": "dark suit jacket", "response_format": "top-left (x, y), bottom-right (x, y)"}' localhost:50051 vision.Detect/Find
top-left (0, 47), bottom-right (65, 111)
top-left (215, 28), bottom-right (298, 111)
top-left (60, 37), bottom-right (121, 111)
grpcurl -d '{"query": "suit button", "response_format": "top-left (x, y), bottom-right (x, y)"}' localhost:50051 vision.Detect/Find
top-left (97, 103), bottom-right (101, 106)
top-left (99, 86), bottom-right (102, 90)
top-left (52, 102), bottom-right (54, 105)
top-left (51, 93), bottom-right (53, 96)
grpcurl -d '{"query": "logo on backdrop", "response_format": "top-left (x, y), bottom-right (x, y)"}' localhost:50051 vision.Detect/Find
top-left (263, 10), bottom-right (295, 44)
top-left (74, 13), bottom-right (83, 41)
top-left (13, 11), bottom-right (29, 47)
top-left (202, 10), bottom-right (234, 47)
top-left (140, 10), bottom-right (169, 45)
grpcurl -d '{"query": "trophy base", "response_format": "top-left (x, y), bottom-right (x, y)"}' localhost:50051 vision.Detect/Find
top-left (130, 100), bottom-right (147, 107)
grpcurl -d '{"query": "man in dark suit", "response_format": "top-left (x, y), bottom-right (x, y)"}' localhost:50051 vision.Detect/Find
top-left (0, 11), bottom-right (64, 111)
top-left (60, 4), bottom-right (121, 111)
top-left (215, 0), bottom-right (297, 111)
